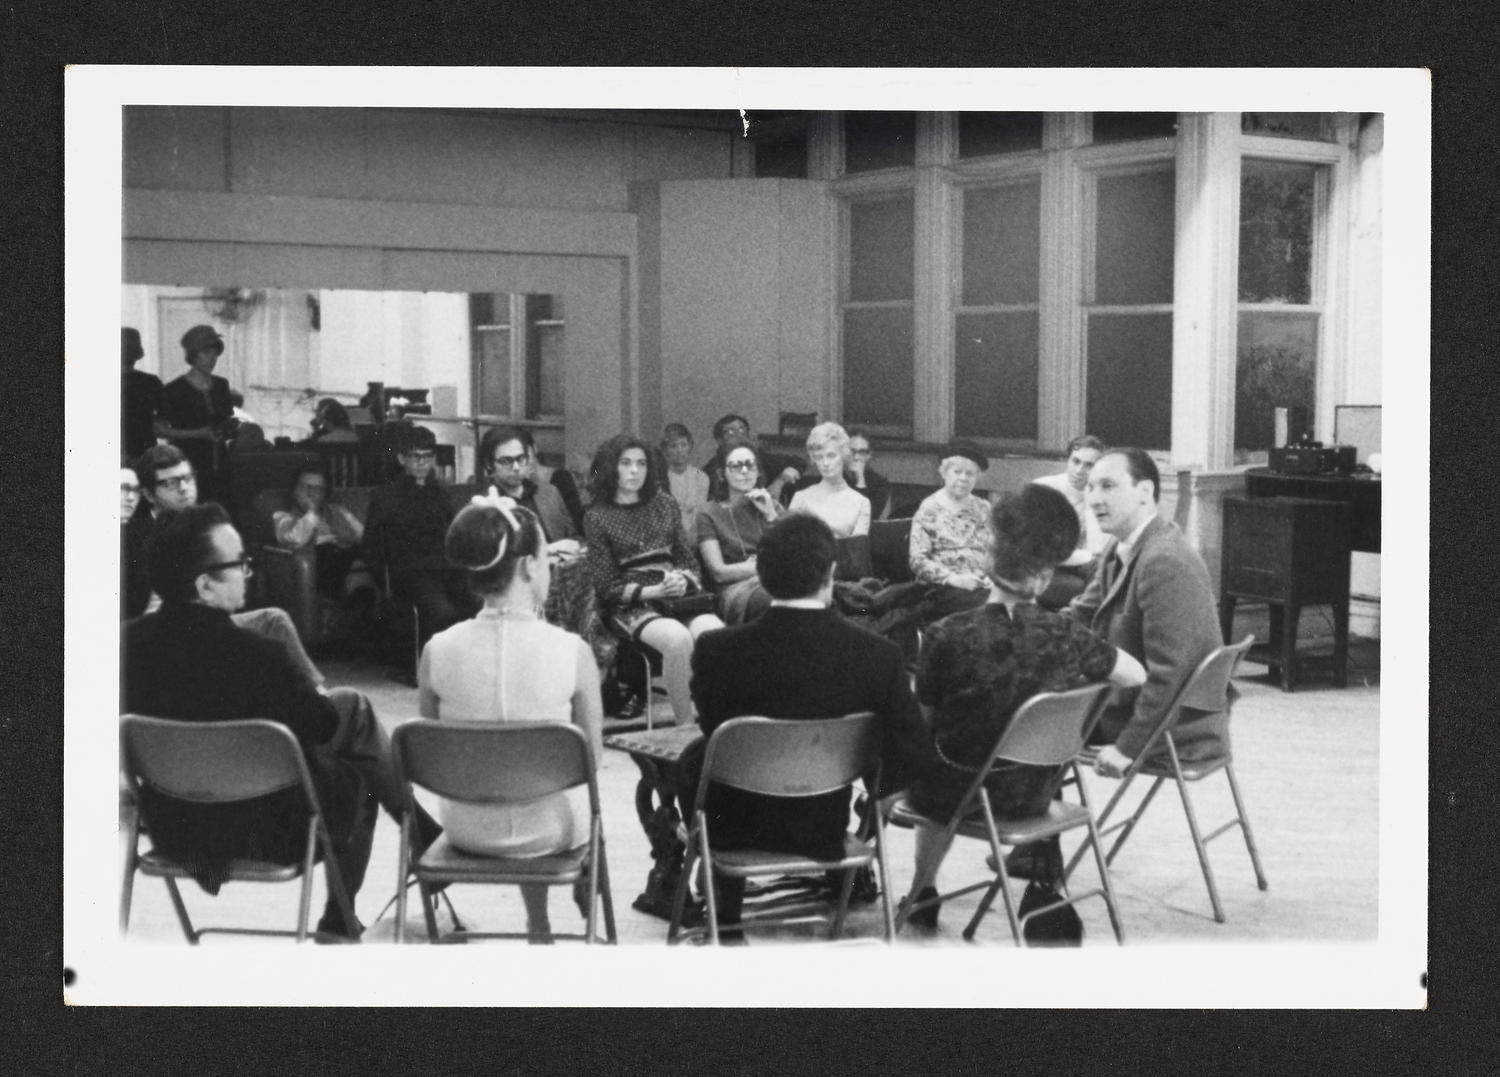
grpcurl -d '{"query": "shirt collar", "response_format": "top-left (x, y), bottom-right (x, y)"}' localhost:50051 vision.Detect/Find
top-left (769, 597), bottom-right (828, 611)
top-left (1116, 515), bottom-right (1154, 563)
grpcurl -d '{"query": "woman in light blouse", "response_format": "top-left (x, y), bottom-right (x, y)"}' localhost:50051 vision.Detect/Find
top-left (788, 421), bottom-right (870, 538)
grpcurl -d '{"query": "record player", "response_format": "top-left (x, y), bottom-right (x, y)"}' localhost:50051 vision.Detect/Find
top-left (1269, 439), bottom-right (1356, 475)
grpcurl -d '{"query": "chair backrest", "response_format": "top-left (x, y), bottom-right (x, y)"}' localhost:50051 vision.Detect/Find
top-left (778, 410), bottom-right (819, 438)
top-left (988, 684), bottom-right (1114, 769)
top-left (120, 715), bottom-right (312, 805)
top-left (1174, 636), bottom-right (1254, 715)
top-left (311, 440), bottom-right (364, 488)
top-left (393, 720), bottom-right (594, 807)
top-left (869, 517), bottom-right (913, 582)
top-left (700, 712), bottom-right (879, 804)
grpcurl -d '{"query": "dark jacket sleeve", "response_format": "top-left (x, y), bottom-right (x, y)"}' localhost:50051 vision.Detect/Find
top-left (550, 468), bottom-right (586, 535)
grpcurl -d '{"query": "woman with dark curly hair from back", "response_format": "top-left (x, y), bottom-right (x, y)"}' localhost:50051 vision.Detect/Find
top-left (583, 434), bottom-right (724, 726)
top-left (900, 483), bottom-right (1145, 929)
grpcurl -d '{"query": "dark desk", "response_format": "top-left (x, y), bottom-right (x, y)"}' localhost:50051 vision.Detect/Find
top-left (1243, 467), bottom-right (1381, 553)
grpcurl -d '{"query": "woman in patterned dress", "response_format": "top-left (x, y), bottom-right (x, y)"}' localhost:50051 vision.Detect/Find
top-left (901, 484), bottom-right (1145, 927)
top-left (907, 440), bottom-right (997, 624)
top-left (583, 434), bottom-right (724, 727)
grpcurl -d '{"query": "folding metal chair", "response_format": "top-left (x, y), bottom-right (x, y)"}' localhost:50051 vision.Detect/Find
top-left (887, 684), bottom-right (1123, 946)
top-left (391, 719), bottom-right (616, 944)
top-left (666, 712), bottom-right (896, 945)
top-left (1063, 636), bottom-right (1268, 923)
top-left (119, 715), bottom-right (357, 944)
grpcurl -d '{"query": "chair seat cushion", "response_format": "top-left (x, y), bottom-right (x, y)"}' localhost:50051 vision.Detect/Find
top-left (138, 848), bottom-right (305, 884)
top-left (1135, 754), bottom-right (1231, 781)
top-left (710, 833), bottom-right (874, 878)
top-left (413, 836), bottom-right (589, 882)
top-left (885, 793), bottom-right (1090, 844)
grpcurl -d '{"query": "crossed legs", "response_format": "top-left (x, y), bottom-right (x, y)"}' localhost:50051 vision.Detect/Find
top-left (636, 613), bottom-right (723, 726)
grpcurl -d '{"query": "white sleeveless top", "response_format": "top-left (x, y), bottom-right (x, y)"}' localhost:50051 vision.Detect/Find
top-left (421, 611), bottom-right (589, 857)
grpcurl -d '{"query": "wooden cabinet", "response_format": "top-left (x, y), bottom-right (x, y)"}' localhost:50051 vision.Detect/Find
top-left (1219, 496), bottom-right (1352, 691)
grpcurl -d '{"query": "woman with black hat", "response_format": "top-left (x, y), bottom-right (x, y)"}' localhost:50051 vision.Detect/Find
top-left (157, 324), bottom-right (235, 503)
top-left (908, 439), bottom-right (996, 622)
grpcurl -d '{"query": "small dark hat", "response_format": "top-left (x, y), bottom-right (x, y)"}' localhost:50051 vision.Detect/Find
top-left (180, 324), bottom-right (225, 357)
top-left (941, 438), bottom-right (989, 472)
top-left (122, 327), bottom-right (144, 364)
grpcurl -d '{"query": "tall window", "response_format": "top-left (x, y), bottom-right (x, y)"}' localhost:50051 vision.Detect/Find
top-left (1235, 159), bottom-right (1322, 456)
top-left (1085, 167), bottom-right (1176, 449)
top-left (841, 195), bottom-right (914, 435)
top-left (470, 292), bottom-right (565, 420)
top-left (954, 179), bottom-right (1042, 440)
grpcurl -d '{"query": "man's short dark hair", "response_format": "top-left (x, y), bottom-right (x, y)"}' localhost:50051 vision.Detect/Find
top-left (479, 425), bottom-right (536, 465)
top-left (991, 485), bottom-right (1080, 582)
top-left (391, 421), bottom-right (437, 454)
top-left (712, 413), bottom-right (750, 441)
top-left (1104, 447), bottom-right (1161, 502)
top-left (146, 502), bottom-right (231, 605)
top-left (133, 443), bottom-right (189, 491)
top-left (1067, 434), bottom-right (1106, 456)
top-left (756, 513), bottom-right (837, 600)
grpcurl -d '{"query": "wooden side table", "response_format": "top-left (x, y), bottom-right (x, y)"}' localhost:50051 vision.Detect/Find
top-left (1219, 496), bottom-right (1352, 692)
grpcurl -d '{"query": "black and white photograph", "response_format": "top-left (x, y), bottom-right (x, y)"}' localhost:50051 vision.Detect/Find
top-left (64, 67), bottom-right (1429, 1007)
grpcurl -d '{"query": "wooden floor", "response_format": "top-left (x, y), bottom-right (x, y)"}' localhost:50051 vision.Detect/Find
top-left (117, 644), bottom-right (1380, 952)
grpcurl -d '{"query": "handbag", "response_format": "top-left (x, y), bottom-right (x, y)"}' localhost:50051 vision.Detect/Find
top-left (1015, 838), bottom-right (1082, 946)
top-left (656, 591), bottom-right (716, 620)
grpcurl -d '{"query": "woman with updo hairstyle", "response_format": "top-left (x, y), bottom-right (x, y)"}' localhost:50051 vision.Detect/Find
top-left (788, 421), bottom-right (870, 538)
top-left (418, 490), bottom-right (604, 941)
top-left (898, 483), bottom-right (1146, 930)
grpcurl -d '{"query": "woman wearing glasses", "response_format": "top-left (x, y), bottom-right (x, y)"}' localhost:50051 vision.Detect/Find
top-left (584, 434), bottom-right (723, 727)
top-left (695, 439), bottom-right (784, 624)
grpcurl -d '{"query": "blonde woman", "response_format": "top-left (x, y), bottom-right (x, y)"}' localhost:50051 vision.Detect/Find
top-left (788, 421), bottom-right (870, 538)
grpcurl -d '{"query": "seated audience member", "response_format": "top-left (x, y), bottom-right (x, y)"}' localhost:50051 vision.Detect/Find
top-left (704, 413), bottom-right (801, 504)
top-left (902, 485), bottom-right (1145, 927)
top-left (583, 434), bottom-right (723, 727)
top-left (695, 439), bottom-right (784, 624)
top-left (419, 492), bottom-right (604, 942)
top-left (122, 503), bottom-right (441, 940)
top-left (230, 421), bottom-right (268, 454)
top-left (479, 425), bottom-right (578, 544)
top-left (1068, 448), bottom-right (1230, 782)
top-left (687, 513), bottom-right (926, 941)
top-left (534, 455), bottom-right (587, 536)
top-left (908, 440), bottom-right (995, 622)
top-left (121, 327), bottom-right (162, 461)
top-left (307, 397), bottom-right (359, 444)
top-left (134, 444), bottom-right (328, 690)
top-left (273, 466), bottom-right (365, 600)
top-left (121, 463), bottom-right (151, 620)
top-left (1031, 434), bottom-right (1108, 609)
top-left (661, 422), bottom-right (711, 534)
top-left (788, 421), bottom-right (871, 539)
top-left (364, 422), bottom-right (479, 646)
top-left (846, 428), bottom-right (893, 522)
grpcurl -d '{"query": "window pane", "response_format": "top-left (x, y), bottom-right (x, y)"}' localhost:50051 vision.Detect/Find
top-left (755, 134), bottom-right (807, 178)
top-left (843, 307), bottom-right (913, 431)
top-left (1241, 112), bottom-right (1335, 142)
top-left (958, 112), bottom-right (1044, 158)
top-left (1235, 310), bottom-right (1318, 453)
top-left (844, 112), bottom-right (916, 173)
top-left (962, 182), bottom-right (1041, 306)
top-left (1095, 169), bottom-right (1175, 304)
top-left (1239, 159), bottom-right (1316, 304)
top-left (1092, 113), bottom-right (1178, 143)
top-left (954, 312), bottom-right (1039, 439)
top-left (848, 196), bottom-right (914, 302)
top-left (526, 294), bottom-right (563, 419)
top-left (1086, 313), bottom-right (1173, 449)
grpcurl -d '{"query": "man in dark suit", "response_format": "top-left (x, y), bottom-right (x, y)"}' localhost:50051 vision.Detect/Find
top-left (122, 503), bottom-right (440, 939)
top-left (688, 513), bottom-right (925, 938)
top-left (1068, 448), bottom-right (1229, 780)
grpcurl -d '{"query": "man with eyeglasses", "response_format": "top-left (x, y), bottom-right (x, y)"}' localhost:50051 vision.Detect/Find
top-left (364, 422), bottom-right (478, 654)
top-left (123, 503), bottom-right (442, 940)
top-left (478, 425), bottom-right (577, 544)
top-left (134, 444), bottom-right (198, 521)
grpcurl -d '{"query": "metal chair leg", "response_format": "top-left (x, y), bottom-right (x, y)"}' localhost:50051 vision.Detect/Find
top-left (163, 877), bottom-right (198, 944)
top-left (666, 825), bottom-right (698, 944)
top-left (830, 866), bottom-right (857, 940)
top-left (1105, 777), bottom-right (1166, 866)
top-left (873, 817), bottom-right (895, 943)
top-left (584, 821), bottom-right (600, 945)
top-left (420, 881), bottom-right (442, 941)
top-left (1224, 763), bottom-right (1269, 891)
top-left (119, 811), bottom-right (140, 934)
top-left (597, 840), bottom-right (618, 943)
top-left (1173, 774), bottom-right (1226, 923)
top-left (296, 816), bottom-right (319, 942)
top-left (394, 817), bottom-right (412, 944)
